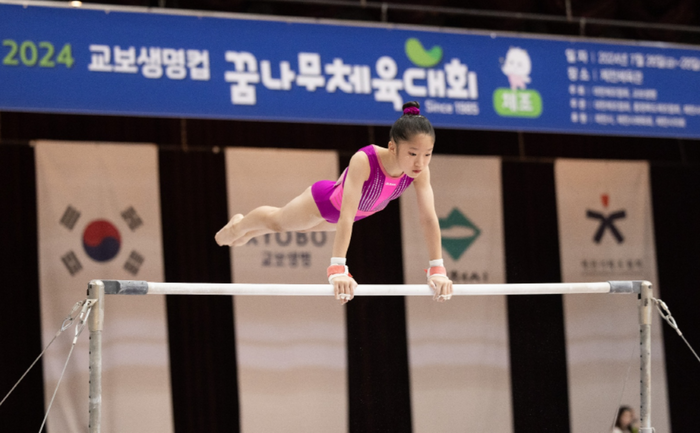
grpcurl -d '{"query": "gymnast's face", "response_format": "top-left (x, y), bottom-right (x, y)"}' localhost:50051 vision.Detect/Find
top-left (391, 133), bottom-right (434, 178)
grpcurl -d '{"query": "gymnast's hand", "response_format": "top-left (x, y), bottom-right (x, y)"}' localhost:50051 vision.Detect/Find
top-left (332, 275), bottom-right (357, 305)
top-left (429, 275), bottom-right (453, 302)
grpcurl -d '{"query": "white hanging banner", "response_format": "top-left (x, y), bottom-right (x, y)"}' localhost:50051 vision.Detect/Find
top-left (226, 147), bottom-right (337, 283)
top-left (35, 141), bottom-right (172, 433)
top-left (555, 159), bottom-right (669, 433)
top-left (400, 155), bottom-right (512, 433)
top-left (225, 147), bottom-right (345, 433)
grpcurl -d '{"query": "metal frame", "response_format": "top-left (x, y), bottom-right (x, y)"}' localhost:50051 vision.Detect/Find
top-left (639, 281), bottom-right (654, 433)
top-left (87, 280), bottom-right (104, 433)
top-left (86, 279), bottom-right (653, 433)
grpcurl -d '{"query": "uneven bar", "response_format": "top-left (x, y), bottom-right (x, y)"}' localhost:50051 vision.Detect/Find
top-left (99, 280), bottom-right (644, 296)
top-left (88, 278), bottom-right (653, 433)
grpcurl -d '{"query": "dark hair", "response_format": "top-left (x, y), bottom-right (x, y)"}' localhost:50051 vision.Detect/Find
top-left (389, 101), bottom-right (435, 144)
top-left (615, 406), bottom-right (633, 430)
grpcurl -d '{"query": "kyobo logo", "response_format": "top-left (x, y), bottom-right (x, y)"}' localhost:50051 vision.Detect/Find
top-left (405, 38), bottom-right (443, 68)
top-left (439, 208), bottom-right (481, 261)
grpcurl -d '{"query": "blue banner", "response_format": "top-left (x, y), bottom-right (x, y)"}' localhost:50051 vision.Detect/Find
top-left (3, 2), bottom-right (700, 138)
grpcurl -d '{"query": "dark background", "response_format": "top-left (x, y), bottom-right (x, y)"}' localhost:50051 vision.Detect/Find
top-left (1, 1), bottom-right (700, 432)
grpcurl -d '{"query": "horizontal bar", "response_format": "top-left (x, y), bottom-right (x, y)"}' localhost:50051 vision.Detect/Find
top-left (98, 280), bottom-right (645, 296)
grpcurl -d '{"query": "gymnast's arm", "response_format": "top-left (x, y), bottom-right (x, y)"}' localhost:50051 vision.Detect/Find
top-left (413, 167), bottom-right (441, 261)
top-left (331, 152), bottom-right (369, 303)
top-left (413, 167), bottom-right (453, 301)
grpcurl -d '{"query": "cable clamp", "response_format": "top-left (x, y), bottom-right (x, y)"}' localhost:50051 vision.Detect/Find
top-left (61, 300), bottom-right (85, 332)
top-left (652, 297), bottom-right (681, 336)
top-left (71, 299), bottom-right (97, 344)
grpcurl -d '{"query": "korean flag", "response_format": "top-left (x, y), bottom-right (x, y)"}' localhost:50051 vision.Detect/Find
top-left (35, 141), bottom-right (173, 433)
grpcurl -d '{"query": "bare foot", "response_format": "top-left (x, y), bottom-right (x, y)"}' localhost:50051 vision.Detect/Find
top-left (215, 214), bottom-right (243, 246)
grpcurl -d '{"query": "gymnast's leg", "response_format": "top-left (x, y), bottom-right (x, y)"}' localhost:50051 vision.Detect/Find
top-left (215, 187), bottom-right (327, 246)
top-left (229, 219), bottom-right (337, 247)
top-left (299, 220), bottom-right (337, 233)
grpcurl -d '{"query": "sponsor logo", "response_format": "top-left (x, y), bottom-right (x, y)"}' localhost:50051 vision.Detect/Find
top-left (439, 207), bottom-right (481, 261)
top-left (247, 232), bottom-right (328, 268)
top-left (586, 193), bottom-right (626, 244)
top-left (493, 47), bottom-right (542, 118)
top-left (579, 194), bottom-right (642, 276)
top-left (405, 38), bottom-right (443, 68)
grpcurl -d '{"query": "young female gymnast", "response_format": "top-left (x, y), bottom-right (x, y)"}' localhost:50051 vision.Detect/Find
top-left (215, 101), bottom-right (453, 304)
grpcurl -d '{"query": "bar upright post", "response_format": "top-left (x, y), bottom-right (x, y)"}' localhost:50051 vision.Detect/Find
top-left (88, 280), bottom-right (105, 433)
top-left (639, 281), bottom-right (653, 433)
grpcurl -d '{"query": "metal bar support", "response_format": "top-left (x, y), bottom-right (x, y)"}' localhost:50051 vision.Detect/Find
top-left (88, 280), bottom-right (105, 433)
top-left (639, 281), bottom-right (653, 433)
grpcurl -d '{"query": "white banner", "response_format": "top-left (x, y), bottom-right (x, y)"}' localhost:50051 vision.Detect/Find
top-left (225, 147), bottom-right (345, 433)
top-left (35, 141), bottom-right (172, 433)
top-left (555, 159), bottom-right (669, 433)
top-left (400, 156), bottom-right (511, 433)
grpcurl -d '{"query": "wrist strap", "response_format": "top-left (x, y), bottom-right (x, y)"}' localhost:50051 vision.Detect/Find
top-left (426, 265), bottom-right (447, 281)
top-left (429, 259), bottom-right (444, 267)
top-left (328, 264), bottom-right (352, 283)
top-left (330, 257), bottom-right (346, 266)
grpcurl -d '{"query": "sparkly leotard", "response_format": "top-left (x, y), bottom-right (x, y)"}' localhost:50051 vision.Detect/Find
top-left (311, 145), bottom-right (414, 223)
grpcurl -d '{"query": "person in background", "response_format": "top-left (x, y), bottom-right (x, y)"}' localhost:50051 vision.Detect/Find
top-left (613, 405), bottom-right (639, 433)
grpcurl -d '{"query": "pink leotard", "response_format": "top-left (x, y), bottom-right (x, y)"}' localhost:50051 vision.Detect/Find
top-left (311, 145), bottom-right (414, 223)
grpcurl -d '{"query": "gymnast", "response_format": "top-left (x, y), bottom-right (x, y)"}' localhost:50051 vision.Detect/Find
top-left (215, 101), bottom-right (453, 304)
